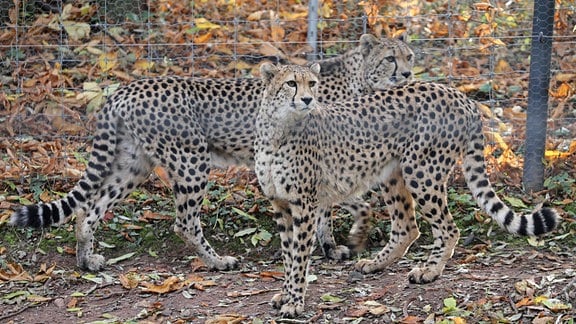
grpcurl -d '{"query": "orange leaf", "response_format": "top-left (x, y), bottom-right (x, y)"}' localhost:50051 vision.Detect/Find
top-left (0, 262), bottom-right (33, 282)
top-left (495, 59), bottom-right (512, 73)
top-left (399, 315), bottom-right (425, 324)
top-left (194, 32), bottom-right (213, 44)
top-left (271, 24), bottom-right (285, 42)
top-left (140, 210), bottom-right (172, 221)
top-left (119, 272), bottom-right (140, 289)
top-left (473, 2), bottom-right (493, 11)
top-left (140, 276), bottom-right (183, 294)
top-left (63, 246), bottom-right (76, 255)
top-left (259, 271), bottom-right (284, 279)
top-left (429, 20), bottom-right (449, 37)
top-left (549, 82), bottom-right (572, 98)
top-left (515, 297), bottom-right (534, 307)
top-left (153, 166), bottom-right (171, 187)
top-left (67, 297), bottom-right (78, 308)
top-left (545, 141), bottom-right (576, 160)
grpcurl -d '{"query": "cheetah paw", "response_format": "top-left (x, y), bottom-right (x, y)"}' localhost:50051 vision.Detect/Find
top-left (408, 266), bottom-right (441, 284)
top-left (348, 234), bottom-right (368, 254)
top-left (271, 293), bottom-right (289, 309)
top-left (78, 254), bottom-right (106, 272)
top-left (354, 259), bottom-right (382, 274)
top-left (279, 301), bottom-right (304, 318)
top-left (326, 245), bottom-right (351, 261)
top-left (210, 256), bottom-right (239, 271)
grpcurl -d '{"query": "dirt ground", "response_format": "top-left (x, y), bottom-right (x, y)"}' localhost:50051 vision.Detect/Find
top-left (1, 235), bottom-right (575, 324)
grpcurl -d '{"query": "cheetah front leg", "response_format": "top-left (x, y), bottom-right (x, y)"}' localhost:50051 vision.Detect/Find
top-left (75, 208), bottom-right (106, 271)
top-left (164, 138), bottom-right (238, 270)
top-left (76, 141), bottom-right (152, 271)
top-left (272, 200), bottom-right (318, 318)
top-left (270, 200), bottom-right (294, 310)
top-left (172, 182), bottom-right (239, 270)
top-left (356, 166), bottom-right (420, 273)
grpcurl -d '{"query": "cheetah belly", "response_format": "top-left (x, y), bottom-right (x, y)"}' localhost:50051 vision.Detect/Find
top-left (322, 158), bottom-right (399, 202)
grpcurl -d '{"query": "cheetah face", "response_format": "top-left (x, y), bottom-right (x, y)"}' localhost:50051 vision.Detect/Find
top-left (360, 34), bottom-right (414, 91)
top-left (260, 63), bottom-right (320, 123)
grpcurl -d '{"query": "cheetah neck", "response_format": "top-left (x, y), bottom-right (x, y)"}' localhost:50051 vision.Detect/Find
top-left (256, 104), bottom-right (315, 148)
top-left (317, 48), bottom-right (367, 100)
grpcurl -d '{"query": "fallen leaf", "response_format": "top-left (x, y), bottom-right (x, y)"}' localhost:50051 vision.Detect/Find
top-left (119, 272), bottom-right (140, 289)
top-left (67, 297), bottom-right (78, 308)
top-left (399, 315), bottom-right (425, 324)
top-left (345, 306), bottom-right (369, 317)
top-left (205, 314), bottom-right (247, 324)
top-left (62, 21), bottom-right (90, 41)
top-left (515, 297), bottom-right (533, 307)
top-left (26, 294), bottom-right (52, 303)
top-left (0, 262), bottom-right (33, 282)
top-left (226, 289), bottom-right (271, 297)
top-left (99, 52), bottom-right (118, 72)
top-left (194, 18), bottom-right (221, 30)
top-left (106, 252), bottom-right (136, 265)
top-left (141, 276), bottom-right (182, 294)
top-left (550, 82), bottom-right (572, 98)
top-left (321, 293), bottom-right (344, 303)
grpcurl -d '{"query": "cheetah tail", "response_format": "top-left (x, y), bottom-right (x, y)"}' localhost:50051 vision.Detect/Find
top-left (10, 107), bottom-right (119, 229)
top-left (462, 130), bottom-right (560, 236)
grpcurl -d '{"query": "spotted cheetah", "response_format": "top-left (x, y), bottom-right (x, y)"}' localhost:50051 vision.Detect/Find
top-left (254, 63), bottom-right (559, 317)
top-left (10, 35), bottom-right (413, 272)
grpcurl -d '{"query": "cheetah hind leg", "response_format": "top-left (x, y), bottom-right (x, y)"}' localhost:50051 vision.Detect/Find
top-left (341, 198), bottom-right (372, 253)
top-left (315, 198), bottom-right (372, 261)
top-left (75, 139), bottom-right (153, 271)
top-left (407, 185), bottom-right (459, 284)
top-left (315, 209), bottom-right (350, 261)
top-left (170, 170), bottom-right (238, 270)
top-left (356, 167), bottom-right (420, 274)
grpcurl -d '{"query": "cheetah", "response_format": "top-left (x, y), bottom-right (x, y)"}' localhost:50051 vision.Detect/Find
top-left (254, 63), bottom-right (559, 317)
top-left (10, 34), bottom-right (413, 272)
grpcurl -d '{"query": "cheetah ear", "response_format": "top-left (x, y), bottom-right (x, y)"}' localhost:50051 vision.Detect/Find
top-left (260, 62), bottom-right (279, 83)
top-left (309, 62), bottom-right (321, 75)
top-left (360, 34), bottom-right (379, 57)
top-left (395, 31), bottom-right (409, 43)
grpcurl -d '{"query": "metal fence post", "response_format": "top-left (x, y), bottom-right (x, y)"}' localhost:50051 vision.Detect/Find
top-left (523, 0), bottom-right (555, 192)
top-left (307, 0), bottom-right (319, 61)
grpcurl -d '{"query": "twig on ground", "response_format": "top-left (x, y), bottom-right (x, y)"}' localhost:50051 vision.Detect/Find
top-left (0, 304), bottom-right (32, 322)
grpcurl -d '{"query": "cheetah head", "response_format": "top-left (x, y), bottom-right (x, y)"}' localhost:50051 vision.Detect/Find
top-left (260, 62), bottom-right (320, 123)
top-left (360, 34), bottom-right (414, 91)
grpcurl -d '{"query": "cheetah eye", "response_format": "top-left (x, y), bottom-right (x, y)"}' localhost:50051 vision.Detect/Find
top-left (385, 56), bottom-right (395, 63)
top-left (286, 80), bottom-right (297, 87)
top-left (309, 81), bottom-right (316, 88)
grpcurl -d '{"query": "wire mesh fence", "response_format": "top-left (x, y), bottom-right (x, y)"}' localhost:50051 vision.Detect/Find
top-left (1, 0), bottom-right (575, 194)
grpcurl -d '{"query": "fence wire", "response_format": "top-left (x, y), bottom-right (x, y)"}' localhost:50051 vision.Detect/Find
top-left (0, 0), bottom-right (575, 193)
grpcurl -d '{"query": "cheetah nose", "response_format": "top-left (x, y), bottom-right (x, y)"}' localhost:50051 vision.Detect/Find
top-left (302, 97), bottom-right (313, 106)
top-left (402, 71), bottom-right (412, 78)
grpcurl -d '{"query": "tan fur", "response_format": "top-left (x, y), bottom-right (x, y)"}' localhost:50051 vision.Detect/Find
top-left (255, 64), bottom-right (559, 317)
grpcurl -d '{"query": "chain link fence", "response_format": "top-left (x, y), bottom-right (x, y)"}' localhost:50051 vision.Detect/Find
top-left (1, 0), bottom-right (575, 194)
